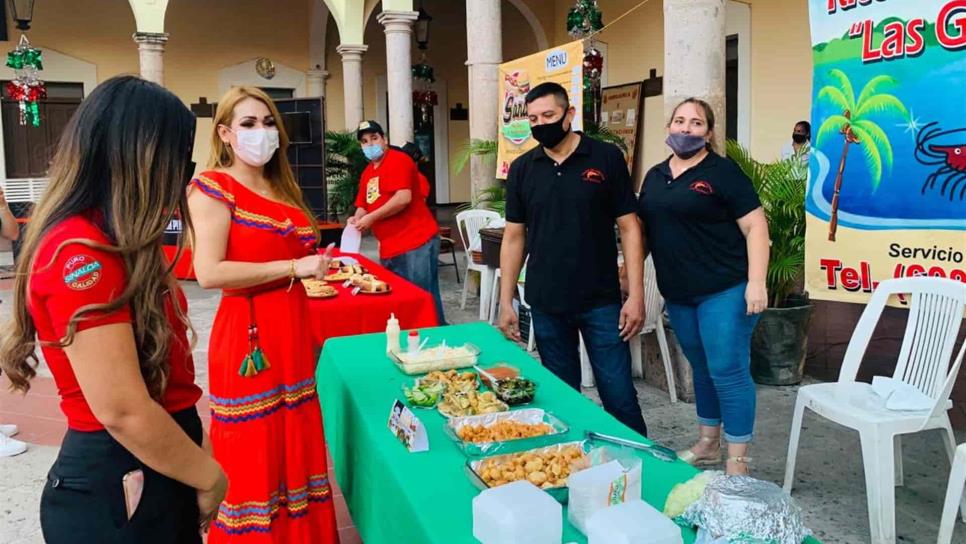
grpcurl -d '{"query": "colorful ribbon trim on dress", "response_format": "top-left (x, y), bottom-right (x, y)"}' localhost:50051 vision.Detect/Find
top-left (192, 176), bottom-right (316, 243)
top-left (191, 176), bottom-right (237, 208)
top-left (209, 378), bottom-right (318, 423)
top-left (213, 474), bottom-right (332, 535)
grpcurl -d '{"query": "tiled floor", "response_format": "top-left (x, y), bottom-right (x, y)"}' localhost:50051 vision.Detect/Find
top-left (0, 381), bottom-right (364, 542)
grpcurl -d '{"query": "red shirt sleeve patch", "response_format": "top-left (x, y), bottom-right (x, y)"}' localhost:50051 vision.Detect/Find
top-left (62, 254), bottom-right (103, 290)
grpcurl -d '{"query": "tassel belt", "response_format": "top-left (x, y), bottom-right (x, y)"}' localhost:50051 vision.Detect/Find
top-left (223, 280), bottom-right (293, 378)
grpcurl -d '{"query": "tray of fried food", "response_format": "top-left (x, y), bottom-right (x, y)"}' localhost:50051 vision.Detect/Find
top-left (324, 270), bottom-right (352, 282)
top-left (341, 263), bottom-right (367, 275)
top-left (465, 441), bottom-right (592, 502)
top-left (418, 370), bottom-right (479, 394)
top-left (301, 279), bottom-right (338, 298)
top-left (437, 389), bottom-right (507, 419)
top-left (402, 369), bottom-right (479, 409)
top-left (445, 408), bottom-right (568, 456)
top-left (349, 273), bottom-right (391, 294)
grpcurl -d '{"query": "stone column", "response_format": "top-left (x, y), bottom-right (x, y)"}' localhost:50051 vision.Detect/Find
top-left (663, 0), bottom-right (727, 153)
top-left (337, 44), bottom-right (368, 130)
top-left (466, 0), bottom-right (503, 199)
top-left (377, 10), bottom-right (419, 145)
top-left (305, 68), bottom-right (329, 97)
top-left (132, 32), bottom-right (168, 86)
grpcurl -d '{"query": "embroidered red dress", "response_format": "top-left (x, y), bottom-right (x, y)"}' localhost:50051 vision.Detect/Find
top-left (190, 171), bottom-right (338, 543)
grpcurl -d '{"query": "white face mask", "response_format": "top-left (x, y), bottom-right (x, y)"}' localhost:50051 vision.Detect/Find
top-left (232, 128), bottom-right (279, 167)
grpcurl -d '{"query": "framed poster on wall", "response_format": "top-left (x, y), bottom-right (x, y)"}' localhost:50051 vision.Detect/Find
top-left (601, 82), bottom-right (644, 182)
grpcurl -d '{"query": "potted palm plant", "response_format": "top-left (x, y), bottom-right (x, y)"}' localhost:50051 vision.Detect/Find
top-left (324, 130), bottom-right (369, 221)
top-left (726, 141), bottom-right (812, 385)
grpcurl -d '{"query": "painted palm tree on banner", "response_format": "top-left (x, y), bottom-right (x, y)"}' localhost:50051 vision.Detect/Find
top-left (816, 69), bottom-right (909, 241)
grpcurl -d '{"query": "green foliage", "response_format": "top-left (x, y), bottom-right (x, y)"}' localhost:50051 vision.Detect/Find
top-left (453, 139), bottom-right (498, 174)
top-left (324, 130), bottom-right (368, 220)
top-left (584, 120), bottom-right (628, 153)
top-left (726, 140), bottom-right (806, 308)
top-left (454, 122), bottom-right (631, 214)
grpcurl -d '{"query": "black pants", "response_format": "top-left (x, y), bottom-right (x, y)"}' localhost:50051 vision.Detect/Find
top-left (40, 408), bottom-right (204, 544)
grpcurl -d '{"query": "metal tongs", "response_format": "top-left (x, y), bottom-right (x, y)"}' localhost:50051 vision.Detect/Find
top-left (585, 430), bottom-right (677, 463)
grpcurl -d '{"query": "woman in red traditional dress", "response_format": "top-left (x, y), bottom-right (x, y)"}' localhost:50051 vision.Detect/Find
top-left (188, 86), bottom-right (338, 543)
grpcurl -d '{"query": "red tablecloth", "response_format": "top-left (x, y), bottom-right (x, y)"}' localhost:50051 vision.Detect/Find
top-left (308, 252), bottom-right (439, 346)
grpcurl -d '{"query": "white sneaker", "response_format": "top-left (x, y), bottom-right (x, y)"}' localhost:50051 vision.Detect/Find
top-left (0, 433), bottom-right (27, 457)
top-left (0, 424), bottom-right (19, 437)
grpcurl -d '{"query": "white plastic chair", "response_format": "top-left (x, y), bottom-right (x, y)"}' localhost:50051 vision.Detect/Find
top-left (628, 256), bottom-right (677, 402)
top-left (516, 282), bottom-right (536, 353)
top-left (579, 257), bottom-right (676, 399)
top-left (939, 442), bottom-right (966, 544)
top-left (488, 268), bottom-right (502, 326)
top-left (455, 209), bottom-right (500, 319)
top-left (783, 277), bottom-right (966, 544)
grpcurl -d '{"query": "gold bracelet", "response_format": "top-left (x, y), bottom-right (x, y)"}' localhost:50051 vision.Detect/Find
top-left (287, 259), bottom-right (296, 292)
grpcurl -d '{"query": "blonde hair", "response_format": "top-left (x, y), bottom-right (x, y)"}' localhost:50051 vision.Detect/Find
top-left (208, 86), bottom-right (319, 242)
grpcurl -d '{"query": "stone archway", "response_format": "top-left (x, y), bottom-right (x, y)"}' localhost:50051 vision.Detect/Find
top-left (506, 0), bottom-right (550, 50)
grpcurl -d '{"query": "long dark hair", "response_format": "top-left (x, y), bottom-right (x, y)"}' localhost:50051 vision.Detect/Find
top-left (0, 75), bottom-right (197, 398)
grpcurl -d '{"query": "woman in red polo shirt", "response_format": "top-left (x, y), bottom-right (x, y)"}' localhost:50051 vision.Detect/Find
top-left (0, 76), bottom-right (226, 542)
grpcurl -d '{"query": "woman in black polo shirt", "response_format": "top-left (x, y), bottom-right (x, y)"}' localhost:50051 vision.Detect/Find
top-left (637, 98), bottom-right (770, 476)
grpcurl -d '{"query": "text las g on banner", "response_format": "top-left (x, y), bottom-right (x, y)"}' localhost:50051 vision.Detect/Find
top-left (805, 0), bottom-right (966, 306)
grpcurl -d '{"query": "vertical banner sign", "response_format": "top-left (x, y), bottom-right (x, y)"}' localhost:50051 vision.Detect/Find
top-left (496, 40), bottom-right (585, 179)
top-left (805, 0), bottom-right (966, 305)
top-left (600, 82), bottom-right (644, 182)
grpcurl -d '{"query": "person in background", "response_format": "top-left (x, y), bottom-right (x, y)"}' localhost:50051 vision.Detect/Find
top-left (0, 186), bottom-right (26, 458)
top-left (0, 76), bottom-right (226, 541)
top-left (392, 142), bottom-right (431, 201)
top-left (351, 121), bottom-right (445, 324)
top-left (781, 121), bottom-right (811, 161)
top-left (497, 82), bottom-right (649, 437)
top-left (637, 97), bottom-right (770, 476)
top-left (188, 86), bottom-right (339, 543)
top-left (782, 121), bottom-right (812, 181)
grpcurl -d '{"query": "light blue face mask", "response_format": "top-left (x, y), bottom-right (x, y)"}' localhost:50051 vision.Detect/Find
top-left (363, 144), bottom-right (385, 161)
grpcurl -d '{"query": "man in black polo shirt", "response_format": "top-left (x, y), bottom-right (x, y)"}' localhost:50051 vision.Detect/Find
top-left (497, 82), bottom-right (648, 437)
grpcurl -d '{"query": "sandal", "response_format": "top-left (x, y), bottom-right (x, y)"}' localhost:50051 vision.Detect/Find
top-left (677, 435), bottom-right (722, 467)
top-left (726, 455), bottom-right (752, 475)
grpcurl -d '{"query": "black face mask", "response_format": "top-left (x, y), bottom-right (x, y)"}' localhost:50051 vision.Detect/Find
top-left (792, 133), bottom-right (809, 144)
top-left (530, 115), bottom-right (571, 149)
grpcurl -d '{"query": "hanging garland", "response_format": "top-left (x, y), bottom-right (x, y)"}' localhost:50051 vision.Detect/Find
top-left (412, 59), bottom-right (437, 108)
top-left (412, 62), bottom-right (435, 83)
top-left (566, 0), bottom-right (604, 39)
top-left (582, 47), bottom-right (603, 125)
top-left (567, 1), bottom-right (605, 125)
top-left (5, 34), bottom-right (46, 127)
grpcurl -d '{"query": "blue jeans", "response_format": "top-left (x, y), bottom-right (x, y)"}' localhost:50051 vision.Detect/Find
top-left (529, 303), bottom-right (648, 437)
top-left (665, 282), bottom-right (760, 443)
top-left (382, 235), bottom-right (445, 325)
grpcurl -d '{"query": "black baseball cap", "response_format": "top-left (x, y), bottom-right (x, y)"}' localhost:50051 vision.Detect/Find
top-left (356, 120), bottom-right (385, 140)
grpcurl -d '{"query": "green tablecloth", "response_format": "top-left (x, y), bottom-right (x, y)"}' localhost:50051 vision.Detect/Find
top-left (317, 322), bottom-right (816, 543)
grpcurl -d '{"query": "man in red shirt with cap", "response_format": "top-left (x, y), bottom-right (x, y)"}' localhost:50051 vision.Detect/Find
top-left (350, 120), bottom-right (445, 323)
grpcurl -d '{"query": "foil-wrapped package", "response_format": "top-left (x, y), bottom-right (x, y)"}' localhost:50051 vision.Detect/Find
top-left (680, 475), bottom-right (810, 544)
